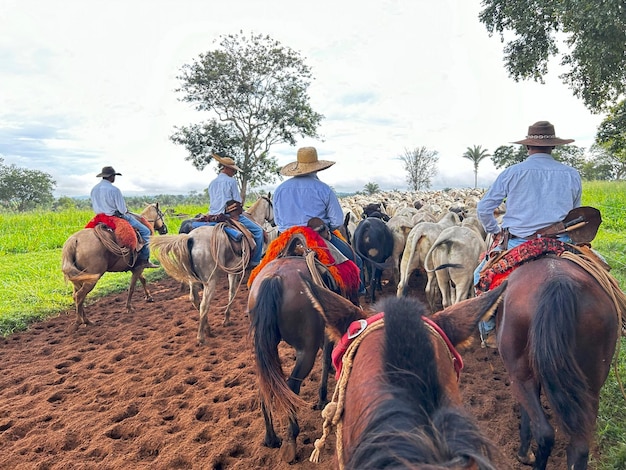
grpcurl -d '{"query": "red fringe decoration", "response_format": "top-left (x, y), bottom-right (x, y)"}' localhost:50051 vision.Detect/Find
top-left (248, 226), bottom-right (360, 294)
top-left (85, 214), bottom-right (138, 250)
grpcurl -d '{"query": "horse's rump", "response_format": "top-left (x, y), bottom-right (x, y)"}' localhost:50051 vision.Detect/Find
top-left (248, 226), bottom-right (359, 295)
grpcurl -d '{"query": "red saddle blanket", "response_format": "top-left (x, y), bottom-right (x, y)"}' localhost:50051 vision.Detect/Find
top-left (247, 226), bottom-right (360, 294)
top-left (476, 238), bottom-right (581, 294)
top-left (85, 214), bottom-right (138, 251)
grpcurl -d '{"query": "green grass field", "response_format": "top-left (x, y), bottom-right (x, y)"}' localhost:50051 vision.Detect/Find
top-left (0, 186), bottom-right (625, 467)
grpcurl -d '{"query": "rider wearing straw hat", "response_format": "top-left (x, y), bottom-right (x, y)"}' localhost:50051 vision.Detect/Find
top-left (208, 153), bottom-right (264, 268)
top-left (274, 147), bottom-right (365, 293)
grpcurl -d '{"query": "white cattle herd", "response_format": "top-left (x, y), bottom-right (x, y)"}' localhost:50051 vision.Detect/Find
top-left (339, 188), bottom-right (498, 310)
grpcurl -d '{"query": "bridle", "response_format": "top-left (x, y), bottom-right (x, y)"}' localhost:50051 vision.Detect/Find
top-left (261, 195), bottom-right (276, 227)
top-left (147, 204), bottom-right (168, 235)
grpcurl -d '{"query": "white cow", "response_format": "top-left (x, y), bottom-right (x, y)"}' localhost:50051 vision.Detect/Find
top-left (385, 214), bottom-right (415, 285)
top-left (424, 225), bottom-right (486, 309)
top-left (396, 211), bottom-right (460, 309)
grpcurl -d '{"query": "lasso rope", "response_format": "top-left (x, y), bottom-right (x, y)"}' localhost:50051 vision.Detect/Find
top-left (309, 317), bottom-right (385, 468)
top-left (208, 223), bottom-right (249, 312)
top-left (560, 251), bottom-right (626, 400)
top-left (93, 224), bottom-right (139, 267)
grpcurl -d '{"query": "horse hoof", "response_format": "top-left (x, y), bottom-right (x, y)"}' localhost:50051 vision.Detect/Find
top-left (516, 450), bottom-right (535, 465)
top-left (279, 440), bottom-right (297, 463)
top-left (222, 320), bottom-right (232, 327)
top-left (146, 296), bottom-right (154, 303)
top-left (263, 436), bottom-right (281, 449)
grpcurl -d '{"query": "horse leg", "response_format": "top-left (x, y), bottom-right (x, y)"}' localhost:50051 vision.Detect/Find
top-left (223, 274), bottom-right (240, 327)
top-left (126, 271), bottom-right (140, 313)
top-left (517, 408), bottom-right (535, 466)
top-left (197, 279), bottom-right (217, 345)
top-left (72, 281), bottom-right (96, 329)
top-left (512, 379), bottom-right (554, 470)
top-left (279, 348), bottom-right (318, 463)
top-left (188, 282), bottom-right (201, 310)
top-left (260, 400), bottom-right (281, 448)
top-left (137, 272), bottom-right (154, 303)
top-left (314, 336), bottom-right (333, 410)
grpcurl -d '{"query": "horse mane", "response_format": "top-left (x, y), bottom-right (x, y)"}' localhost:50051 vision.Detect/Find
top-left (346, 297), bottom-right (497, 470)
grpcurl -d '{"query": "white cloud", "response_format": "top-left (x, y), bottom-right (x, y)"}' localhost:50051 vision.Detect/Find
top-left (0, 0), bottom-right (606, 198)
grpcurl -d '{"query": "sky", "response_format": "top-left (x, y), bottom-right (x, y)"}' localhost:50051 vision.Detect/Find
top-left (0, 0), bottom-right (608, 198)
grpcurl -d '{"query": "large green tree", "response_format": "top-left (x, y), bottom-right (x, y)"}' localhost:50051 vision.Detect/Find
top-left (479, 0), bottom-right (626, 112)
top-left (491, 144), bottom-right (588, 174)
top-left (171, 32), bottom-right (324, 200)
top-left (0, 159), bottom-right (56, 211)
top-left (400, 147), bottom-right (439, 191)
top-left (595, 99), bottom-right (626, 179)
top-left (491, 145), bottom-right (528, 169)
top-left (462, 145), bottom-right (490, 188)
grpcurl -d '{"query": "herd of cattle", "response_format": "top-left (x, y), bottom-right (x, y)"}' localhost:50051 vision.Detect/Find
top-left (264, 188), bottom-right (505, 311)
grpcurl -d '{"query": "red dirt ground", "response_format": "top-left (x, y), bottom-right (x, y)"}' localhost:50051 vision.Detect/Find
top-left (0, 271), bottom-right (588, 469)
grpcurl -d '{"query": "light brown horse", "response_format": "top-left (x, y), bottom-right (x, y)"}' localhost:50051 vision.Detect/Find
top-left (301, 279), bottom-right (507, 469)
top-left (61, 203), bottom-right (167, 329)
top-left (150, 224), bottom-right (247, 345)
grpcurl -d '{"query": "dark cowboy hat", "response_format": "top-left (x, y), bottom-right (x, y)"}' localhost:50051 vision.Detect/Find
top-left (280, 147), bottom-right (335, 176)
top-left (213, 154), bottom-right (243, 172)
top-left (96, 166), bottom-right (122, 177)
top-left (512, 121), bottom-right (574, 146)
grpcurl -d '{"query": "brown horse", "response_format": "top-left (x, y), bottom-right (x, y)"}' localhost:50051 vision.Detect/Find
top-left (61, 203), bottom-right (168, 329)
top-left (150, 224), bottom-right (248, 345)
top-left (490, 255), bottom-right (620, 470)
top-left (301, 279), bottom-right (506, 469)
top-left (247, 255), bottom-right (359, 463)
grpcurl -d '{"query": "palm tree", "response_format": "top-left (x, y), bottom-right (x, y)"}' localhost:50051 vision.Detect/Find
top-left (462, 145), bottom-right (491, 188)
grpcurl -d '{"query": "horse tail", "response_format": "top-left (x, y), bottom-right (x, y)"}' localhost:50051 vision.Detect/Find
top-left (529, 276), bottom-right (594, 436)
top-left (149, 235), bottom-right (200, 283)
top-left (249, 276), bottom-right (303, 418)
top-left (61, 234), bottom-right (100, 283)
top-left (347, 296), bottom-right (497, 469)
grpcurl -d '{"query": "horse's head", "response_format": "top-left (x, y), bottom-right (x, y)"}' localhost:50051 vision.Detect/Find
top-left (261, 195), bottom-right (275, 227)
top-left (143, 203), bottom-right (168, 235)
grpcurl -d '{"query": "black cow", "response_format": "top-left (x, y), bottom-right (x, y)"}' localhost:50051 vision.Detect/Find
top-left (353, 217), bottom-right (394, 303)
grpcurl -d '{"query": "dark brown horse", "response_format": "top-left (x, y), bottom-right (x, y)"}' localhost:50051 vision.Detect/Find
top-left (301, 278), bottom-right (507, 469)
top-left (61, 203), bottom-right (168, 329)
top-left (491, 255), bottom-right (620, 470)
top-left (247, 255), bottom-right (359, 463)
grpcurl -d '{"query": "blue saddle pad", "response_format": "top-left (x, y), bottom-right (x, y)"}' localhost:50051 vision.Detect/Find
top-left (190, 221), bottom-right (243, 241)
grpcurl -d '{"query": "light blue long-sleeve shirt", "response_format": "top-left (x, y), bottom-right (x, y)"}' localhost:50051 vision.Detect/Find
top-left (477, 153), bottom-right (582, 237)
top-left (208, 172), bottom-right (241, 214)
top-left (90, 179), bottom-right (128, 215)
top-left (274, 173), bottom-right (344, 233)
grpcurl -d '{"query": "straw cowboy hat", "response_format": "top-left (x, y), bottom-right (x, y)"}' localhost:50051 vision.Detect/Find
top-left (512, 121), bottom-right (574, 146)
top-left (96, 166), bottom-right (122, 177)
top-left (280, 147), bottom-right (335, 176)
top-left (213, 153), bottom-right (243, 172)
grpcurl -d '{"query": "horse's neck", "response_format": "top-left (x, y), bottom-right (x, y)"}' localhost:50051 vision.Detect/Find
top-left (246, 200), bottom-right (269, 225)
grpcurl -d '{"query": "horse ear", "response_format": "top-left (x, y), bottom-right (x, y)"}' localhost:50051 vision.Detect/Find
top-left (267, 192), bottom-right (271, 199)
